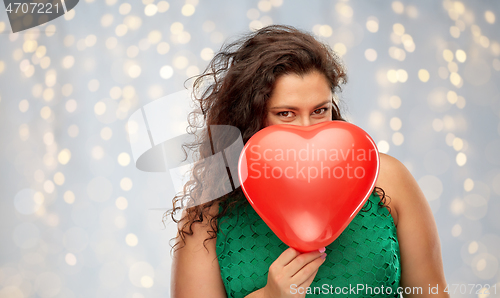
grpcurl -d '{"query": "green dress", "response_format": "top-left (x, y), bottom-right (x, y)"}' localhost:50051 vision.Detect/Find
top-left (216, 189), bottom-right (401, 297)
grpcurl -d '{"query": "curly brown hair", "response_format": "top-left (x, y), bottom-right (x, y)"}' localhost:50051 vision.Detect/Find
top-left (163, 24), bottom-right (392, 256)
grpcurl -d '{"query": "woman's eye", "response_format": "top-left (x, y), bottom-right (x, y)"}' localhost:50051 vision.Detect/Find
top-left (313, 108), bottom-right (328, 115)
top-left (277, 111), bottom-right (293, 118)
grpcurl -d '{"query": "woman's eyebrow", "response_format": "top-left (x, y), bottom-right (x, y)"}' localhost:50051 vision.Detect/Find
top-left (270, 100), bottom-right (331, 110)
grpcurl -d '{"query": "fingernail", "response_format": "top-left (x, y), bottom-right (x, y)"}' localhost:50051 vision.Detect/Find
top-left (318, 247), bottom-right (326, 253)
top-left (320, 253), bottom-right (327, 260)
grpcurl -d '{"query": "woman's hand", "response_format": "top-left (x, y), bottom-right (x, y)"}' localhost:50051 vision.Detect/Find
top-left (262, 247), bottom-right (327, 298)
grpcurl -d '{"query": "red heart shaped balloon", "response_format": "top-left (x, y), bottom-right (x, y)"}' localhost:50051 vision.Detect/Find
top-left (238, 120), bottom-right (380, 253)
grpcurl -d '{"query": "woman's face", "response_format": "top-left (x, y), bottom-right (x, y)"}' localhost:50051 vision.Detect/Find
top-left (264, 70), bottom-right (333, 127)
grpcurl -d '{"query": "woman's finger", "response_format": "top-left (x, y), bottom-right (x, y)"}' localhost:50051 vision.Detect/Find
top-left (290, 254), bottom-right (326, 285)
top-left (272, 247), bottom-right (301, 269)
top-left (284, 250), bottom-right (325, 277)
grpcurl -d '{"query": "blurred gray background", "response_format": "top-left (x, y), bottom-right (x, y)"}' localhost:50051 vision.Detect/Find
top-left (1, 0), bottom-right (499, 297)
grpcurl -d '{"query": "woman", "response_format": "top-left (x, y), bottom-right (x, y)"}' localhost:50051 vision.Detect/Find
top-left (168, 25), bottom-right (449, 297)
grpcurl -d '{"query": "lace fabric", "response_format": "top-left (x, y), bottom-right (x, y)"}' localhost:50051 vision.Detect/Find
top-left (216, 190), bottom-right (401, 297)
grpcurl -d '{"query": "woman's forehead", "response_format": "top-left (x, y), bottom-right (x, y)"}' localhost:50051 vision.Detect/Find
top-left (267, 71), bottom-right (332, 106)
